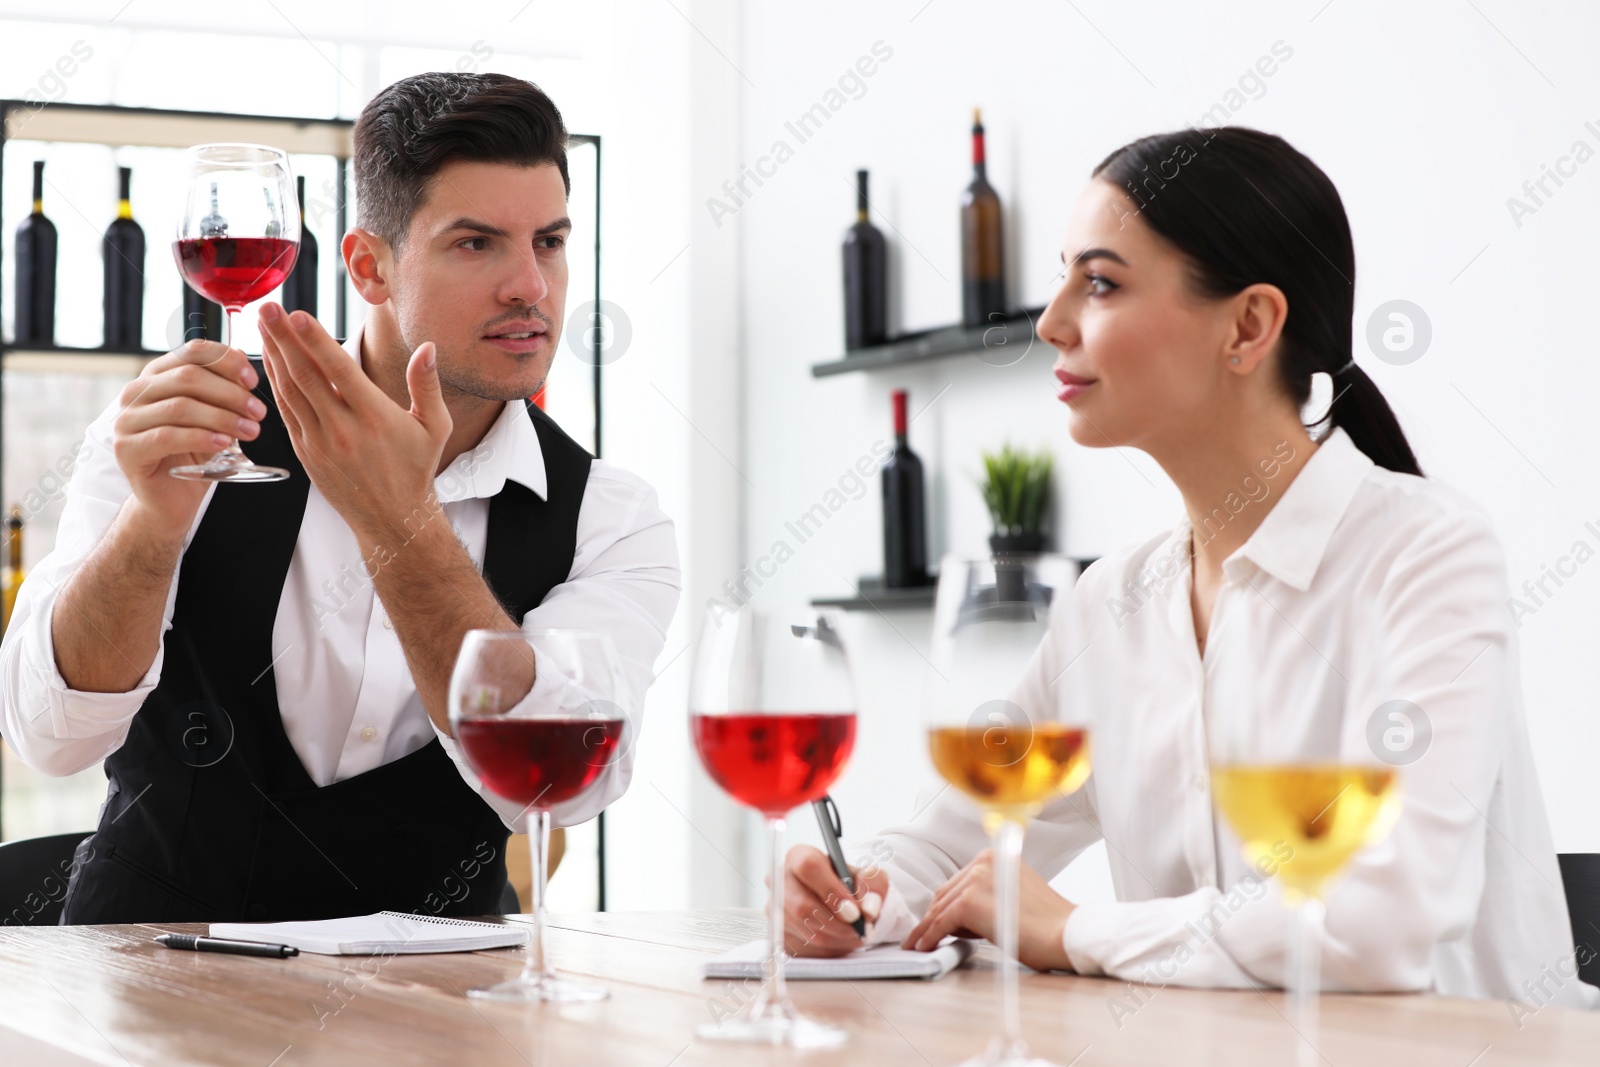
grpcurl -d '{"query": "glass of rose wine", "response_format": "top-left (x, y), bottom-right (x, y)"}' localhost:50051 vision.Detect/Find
top-left (450, 628), bottom-right (629, 1003)
top-left (171, 143), bottom-right (300, 482)
top-left (689, 605), bottom-right (857, 1048)
top-left (1207, 608), bottom-right (1402, 1067)
top-left (926, 553), bottom-right (1088, 1067)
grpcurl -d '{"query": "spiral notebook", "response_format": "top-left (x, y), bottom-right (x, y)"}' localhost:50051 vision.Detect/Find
top-left (209, 911), bottom-right (529, 956)
top-left (703, 938), bottom-right (975, 980)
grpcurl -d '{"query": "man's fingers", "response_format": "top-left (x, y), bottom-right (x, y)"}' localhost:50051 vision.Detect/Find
top-left (118, 425), bottom-right (231, 467)
top-left (262, 335), bottom-right (314, 436)
top-left (404, 342), bottom-right (451, 446)
top-left (116, 396), bottom-right (259, 442)
top-left (258, 304), bottom-right (347, 415)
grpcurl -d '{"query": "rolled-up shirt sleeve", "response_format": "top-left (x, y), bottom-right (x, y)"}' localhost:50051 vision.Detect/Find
top-left (433, 459), bottom-right (681, 832)
top-left (0, 400), bottom-right (205, 777)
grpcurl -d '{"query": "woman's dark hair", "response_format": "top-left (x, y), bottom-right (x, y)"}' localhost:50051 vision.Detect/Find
top-left (353, 71), bottom-right (570, 251)
top-left (1093, 127), bottom-right (1422, 477)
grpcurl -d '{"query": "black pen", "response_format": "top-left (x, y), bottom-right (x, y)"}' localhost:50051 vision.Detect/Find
top-left (155, 933), bottom-right (298, 958)
top-left (811, 793), bottom-right (866, 937)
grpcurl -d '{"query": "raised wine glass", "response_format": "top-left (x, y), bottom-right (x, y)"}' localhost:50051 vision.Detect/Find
top-left (926, 553), bottom-right (1087, 1067)
top-left (171, 142), bottom-right (299, 482)
top-left (1207, 607), bottom-right (1402, 1067)
top-left (450, 628), bottom-right (629, 1002)
top-left (690, 605), bottom-right (858, 1048)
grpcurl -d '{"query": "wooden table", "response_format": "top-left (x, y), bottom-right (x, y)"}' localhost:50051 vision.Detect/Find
top-left (0, 910), bottom-right (1595, 1065)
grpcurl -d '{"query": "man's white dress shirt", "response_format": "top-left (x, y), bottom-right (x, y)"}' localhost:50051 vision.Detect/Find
top-left (0, 326), bottom-right (681, 833)
top-left (865, 429), bottom-right (1594, 1008)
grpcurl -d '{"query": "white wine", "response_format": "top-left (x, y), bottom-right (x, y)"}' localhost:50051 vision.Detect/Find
top-left (929, 723), bottom-right (1090, 821)
top-left (1212, 763), bottom-right (1401, 901)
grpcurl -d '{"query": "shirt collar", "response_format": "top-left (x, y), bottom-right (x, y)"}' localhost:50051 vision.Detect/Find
top-left (342, 323), bottom-right (547, 504)
top-left (1221, 428), bottom-right (1373, 591)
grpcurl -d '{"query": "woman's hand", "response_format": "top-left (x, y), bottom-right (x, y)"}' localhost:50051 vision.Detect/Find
top-left (773, 845), bottom-right (891, 957)
top-left (901, 848), bottom-right (1077, 972)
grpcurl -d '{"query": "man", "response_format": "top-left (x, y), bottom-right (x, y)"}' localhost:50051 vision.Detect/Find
top-left (0, 72), bottom-right (680, 923)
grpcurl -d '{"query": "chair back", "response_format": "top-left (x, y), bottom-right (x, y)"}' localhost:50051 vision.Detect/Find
top-left (0, 832), bottom-right (93, 927)
top-left (1557, 853), bottom-right (1600, 987)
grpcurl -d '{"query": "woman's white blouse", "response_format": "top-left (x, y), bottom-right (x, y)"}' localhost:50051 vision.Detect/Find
top-left (865, 429), bottom-right (1595, 1009)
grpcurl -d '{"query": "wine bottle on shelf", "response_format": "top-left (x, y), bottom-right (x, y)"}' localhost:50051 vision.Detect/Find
top-left (14, 161), bottom-right (59, 347)
top-left (281, 176), bottom-right (318, 317)
top-left (881, 389), bottom-right (930, 589)
top-left (103, 166), bottom-right (147, 352)
top-left (2, 505), bottom-right (25, 636)
top-left (182, 282), bottom-right (223, 343)
top-left (960, 108), bottom-right (1005, 330)
top-left (842, 168), bottom-right (887, 350)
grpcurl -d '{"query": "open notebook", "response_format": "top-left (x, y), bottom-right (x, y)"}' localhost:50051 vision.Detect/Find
top-left (209, 911), bottom-right (529, 956)
top-left (703, 938), bottom-right (975, 980)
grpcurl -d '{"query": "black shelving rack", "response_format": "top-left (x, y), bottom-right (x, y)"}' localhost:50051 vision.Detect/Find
top-left (0, 101), bottom-right (610, 909)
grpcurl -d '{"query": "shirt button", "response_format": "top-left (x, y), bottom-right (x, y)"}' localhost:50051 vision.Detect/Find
top-left (1192, 775), bottom-right (1207, 793)
top-left (360, 726), bottom-right (377, 741)
top-left (382, 616), bottom-right (393, 630)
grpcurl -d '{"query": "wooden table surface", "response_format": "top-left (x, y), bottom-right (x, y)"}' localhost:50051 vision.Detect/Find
top-left (0, 909), bottom-right (1595, 1066)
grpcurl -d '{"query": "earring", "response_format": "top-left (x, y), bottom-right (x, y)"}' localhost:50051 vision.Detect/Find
top-left (1229, 356), bottom-right (1241, 365)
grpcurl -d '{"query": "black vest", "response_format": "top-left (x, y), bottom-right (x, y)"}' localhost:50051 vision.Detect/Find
top-left (60, 374), bottom-right (592, 924)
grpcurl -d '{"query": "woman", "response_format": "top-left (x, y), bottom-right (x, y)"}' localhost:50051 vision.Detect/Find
top-left (782, 127), bottom-right (1593, 1006)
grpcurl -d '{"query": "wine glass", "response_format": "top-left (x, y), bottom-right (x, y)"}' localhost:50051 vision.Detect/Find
top-left (1207, 607), bottom-right (1402, 1067)
top-left (450, 628), bottom-right (629, 1002)
top-left (926, 553), bottom-right (1087, 1067)
top-left (171, 143), bottom-right (300, 482)
top-left (689, 605), bottom-right (858, 1048)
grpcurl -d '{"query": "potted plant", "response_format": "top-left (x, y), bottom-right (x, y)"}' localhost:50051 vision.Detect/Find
top-left (978, 445), bottom-right (1054, 555)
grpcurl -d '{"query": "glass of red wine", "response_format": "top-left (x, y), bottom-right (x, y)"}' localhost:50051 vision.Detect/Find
top-left (449, 628), bottom-right (629, 1003)
top-left (689, 605), bottom-right (858, 1048)
top-left (171, 143), bottom-right (300, 482)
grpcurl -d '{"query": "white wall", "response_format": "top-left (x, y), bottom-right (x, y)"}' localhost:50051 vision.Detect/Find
top-left (710, 0), bottom-right (1600, 903)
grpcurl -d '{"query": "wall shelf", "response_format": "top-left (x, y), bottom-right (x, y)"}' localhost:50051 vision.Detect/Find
top-left (812, 577), bottom-right (936, 611)
top-left (810, 307), bottom-right (1044, 378)
top-left (812, 558), bottom-right (1097, 612)
top-left (4, 345), bottom-right (164, 375)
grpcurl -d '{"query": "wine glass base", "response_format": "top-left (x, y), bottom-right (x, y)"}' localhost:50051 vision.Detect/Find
top-left (958, 1037), bottom-right (1063, 1067)
top-left (695, 995), bottom-right (847, 1049)
top-left (465, 973), bottom-right (609, 1003)
top-left (169, 460), bottom-right (291, 483)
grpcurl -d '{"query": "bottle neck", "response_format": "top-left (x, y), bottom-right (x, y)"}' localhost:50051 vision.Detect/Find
top-left (972, 127), bottom-right (987, 180)
top-left (117, 199), bottom-right (133, 220)
top-left (31, 199), bottom-right (43, 215)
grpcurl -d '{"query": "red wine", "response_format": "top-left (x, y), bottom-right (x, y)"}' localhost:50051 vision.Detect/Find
top-left (960, 108), bottom-right (1005, 329)
top-left (882, 389), bottom-right (930, 588)
top-left (455, 716), bottom-right (624, 808)
top-left (842, 169), bottom-right (888, 350)
top-left (691, 712), bottom-right (856, 817)
top-left (103, 167), bottom-right (146, 351)
top-left (173, 236), bottom-right (297, 308)
top-left (281, 176), bottom-right (318, 317)
top-left (14, 160), bottom-right (57, 346)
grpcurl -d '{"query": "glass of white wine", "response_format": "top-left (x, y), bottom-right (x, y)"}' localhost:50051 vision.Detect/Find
top-left (1207, 607), bottom-right (1402, 1067)
top-left (926, 553), bottom-right (1087, 1067)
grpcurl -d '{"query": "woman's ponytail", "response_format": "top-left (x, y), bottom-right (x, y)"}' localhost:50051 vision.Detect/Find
top-left (1326, 363), bottom-right (1422, 476)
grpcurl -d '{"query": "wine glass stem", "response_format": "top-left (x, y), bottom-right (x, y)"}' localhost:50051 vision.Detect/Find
top-left (217, 305), bottom-right (246, 465)
top-left (765, 815), bottom-right (790, 1007)
top-left (1288, 894), bottom-right (1324, 1067)
top-left (993, 815), bottom-right (1026, 1056)
top-left (524, 807), bottom-right (552, 979)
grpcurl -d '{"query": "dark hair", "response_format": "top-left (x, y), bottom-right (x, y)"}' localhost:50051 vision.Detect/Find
top-left (1093, 127), bottom-right (1422, 477)
top-left (353, 71), bottom-right (570, 250)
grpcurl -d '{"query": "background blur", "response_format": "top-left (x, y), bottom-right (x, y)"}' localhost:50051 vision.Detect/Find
top-left (2, 0), bottom-right (1597, 914)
